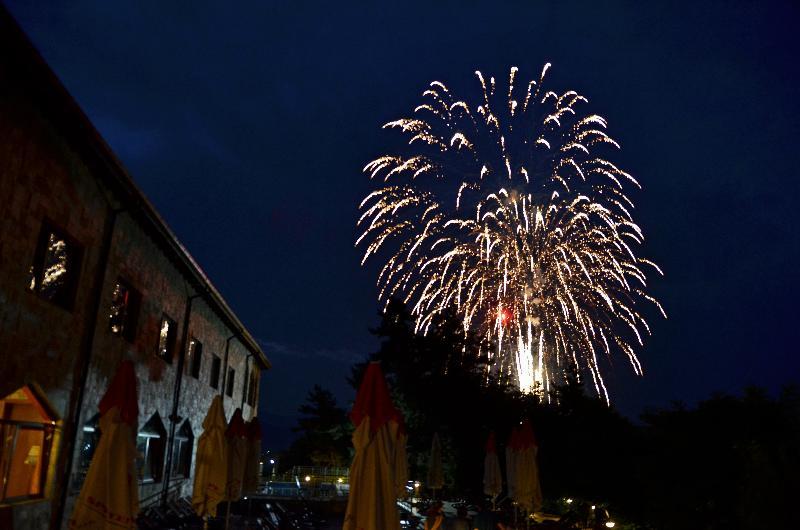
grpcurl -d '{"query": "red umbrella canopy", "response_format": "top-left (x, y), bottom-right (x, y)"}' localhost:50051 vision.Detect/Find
top-left (486, 431), bottom-right (497, 453)
top-left (350, 362), bottom-right (401, 434)
top-left (227, 408), bottom-right (248, 438)
top-left (98, 359), bottom-right (138, 427)
top-left (517, 420), bottom-right (538, 449)
top-left (246, 417), bottom-right (262, 441)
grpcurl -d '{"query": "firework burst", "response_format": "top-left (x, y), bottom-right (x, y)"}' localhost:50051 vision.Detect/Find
top-left (357, 64), bottom-right (665, 401)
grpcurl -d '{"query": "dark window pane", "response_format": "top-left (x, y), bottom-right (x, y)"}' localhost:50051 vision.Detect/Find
top-left (247, 369), bottom-right (258, 406)
top-left (226, 368), bottom-right (235, 397)
top-left (210, 355), bottom-right (221, 389)
top-left (171, 421), bottom-right (193, 477)
top-left (136, 413), bottom-right (166, 483)
top-left (188, 339), bottom-right (203, 379)
top-left (73, 415), bottom-right (100, 492)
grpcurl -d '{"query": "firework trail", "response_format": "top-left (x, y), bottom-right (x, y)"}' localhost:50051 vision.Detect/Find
top-left (357, 65), bottom-right (665, 401)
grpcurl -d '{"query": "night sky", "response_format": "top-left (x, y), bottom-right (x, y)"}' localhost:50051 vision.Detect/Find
top-left (6, 1), bottom-right (799, 450)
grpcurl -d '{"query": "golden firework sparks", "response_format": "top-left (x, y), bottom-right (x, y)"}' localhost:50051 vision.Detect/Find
top-left (357, 65), bottom-right (665, 402)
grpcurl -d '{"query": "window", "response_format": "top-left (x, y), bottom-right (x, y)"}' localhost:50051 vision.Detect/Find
top-left (187, 339), bottom-right (203, 379)
top-left (72, 414), bottom-right (100, 492)
top-left (210, 355), bottom-right (221, 389)
top-left (157, 315), bottom-right (177, 363)
top-left (0, 385), bottom-right (57, 502)
top-left (136, 413), bottom-right (166, 483)
top-left (246, 368), bottom-right (258, 407)
top-left (171, 421), bottom-right (193, 478)
top-left (109, 279), bottom-right (141, 342)
top-left (226, 368), bottom-right (235, 397)
top-left (27, 222), bottom-right (84, 310)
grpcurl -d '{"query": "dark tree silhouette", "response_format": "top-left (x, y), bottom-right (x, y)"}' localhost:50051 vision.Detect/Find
top-left (285, 384), bottom-right (350, 468)
top-left (344, 300), bottom-right (799, 529)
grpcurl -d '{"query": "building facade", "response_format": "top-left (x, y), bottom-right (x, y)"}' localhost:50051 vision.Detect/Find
top-left (0, 8), bottom-right (270, 529)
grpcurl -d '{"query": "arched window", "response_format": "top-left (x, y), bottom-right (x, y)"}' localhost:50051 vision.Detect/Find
top-left (0, 385), bottom-right (57, 502)
top-left (71, 413), bottom-right (100, 492)
top-left (171, 420), bottom-right (194, 478)
top-left (136, 413), bottom-right (166, 483)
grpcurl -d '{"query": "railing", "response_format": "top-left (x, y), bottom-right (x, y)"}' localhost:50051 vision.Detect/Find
top-left (254, 465), bottom-right (350, 500)
top-left (138, 478), bottom-right (186, 507)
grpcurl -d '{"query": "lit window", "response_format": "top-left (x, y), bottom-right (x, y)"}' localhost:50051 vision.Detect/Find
top-left (27, 222), bottom-right (83, 310)
top-left (157, 315), bottom-right (177, 363)
top-left (171, 421), bottom-right (193, 478)
top-left (0, 385), bottom-right (57, 502)
top-left (226, 368), bottom-right (235, 397)
top-left (109, 279), bottom-right (141, 342)
top-left (136, 413), bottom-right (166, 483)
top-left (210, 355), bottom-right (221, 389)
top-left (187, 339), bottom-right (203, 379)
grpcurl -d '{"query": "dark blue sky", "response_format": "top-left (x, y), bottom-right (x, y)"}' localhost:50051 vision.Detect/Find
top-left (7, 1), bottom-right (799, 449)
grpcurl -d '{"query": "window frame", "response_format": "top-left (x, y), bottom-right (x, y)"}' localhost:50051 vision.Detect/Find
top-left (246, 368), bottom-right (258, 407)
top-left (72, 414), bottom-right (100, 492)
top-left (0, 385), bottom-right (57, 503)
top-left (187, 338), bottom-right (203, 379)
top-left (210, 354), bottom-right (221, 390)
top-left (136, 414), bottom-right (166, 484)
top-left (27, 219), bottom-right (84, 311)
top-left (108, 277), bottom-right (142, 342)
top-left (156, 314), bottom-right (177, 363)
top-left (170, 421), bottom-right (193, 479)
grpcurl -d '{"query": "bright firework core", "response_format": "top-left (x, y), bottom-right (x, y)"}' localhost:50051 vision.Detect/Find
top-left (357, 65), bottom-right (665, 402)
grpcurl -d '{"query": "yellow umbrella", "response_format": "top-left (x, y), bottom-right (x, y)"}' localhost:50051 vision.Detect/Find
top-left (515, 420), bottom-right (543, 514)
top-left (242, 417), bottom-right (262, 494)
top-left (69, 360), bottom-right (139, 529)
top-left (192, 395), bottom-right (228, 518)
top-left (343, 362), bottom-right (402, 530)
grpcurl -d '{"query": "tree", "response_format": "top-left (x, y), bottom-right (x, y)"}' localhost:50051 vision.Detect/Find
top-left (284, 385), bottom-right (350, 468)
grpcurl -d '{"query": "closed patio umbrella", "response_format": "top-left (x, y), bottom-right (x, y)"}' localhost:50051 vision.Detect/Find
top-left (505, 426), bottom-right (520, 503)
top-left (68, 360), bottom-right (139, 529)
top-left (483, 431), bottom-right (502, 508)
top-left (225, 408), bottom-right (248, 500)
top-left (515, 420), bottom-right (543, 515)
top-left (223, 408), bottom-right (248, 530)
top-left (192, 395), bottom-right (228, 518)
top-left (343, 362), bottom-right (403, 530)
top-left (243, 417), bottom-right (262, 494)
top-left (427, 432), bottom-right (444, 498)
top-left (394, 417), bottom-right (408, 499)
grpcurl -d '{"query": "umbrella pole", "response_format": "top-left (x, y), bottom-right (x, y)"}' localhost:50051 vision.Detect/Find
top-left (225, 499), bottom-right (232, 530)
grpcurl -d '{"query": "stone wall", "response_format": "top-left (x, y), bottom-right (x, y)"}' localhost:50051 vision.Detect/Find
top-left (0, 15), bottom-right (266, 530)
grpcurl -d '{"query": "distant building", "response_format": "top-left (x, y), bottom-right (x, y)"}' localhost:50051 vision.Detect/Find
top-left (0, 7), bottom-right (270, 529)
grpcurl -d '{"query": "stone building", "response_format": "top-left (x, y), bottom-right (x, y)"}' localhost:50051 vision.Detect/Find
top-left (0, 7), bottom-right (270, 529)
